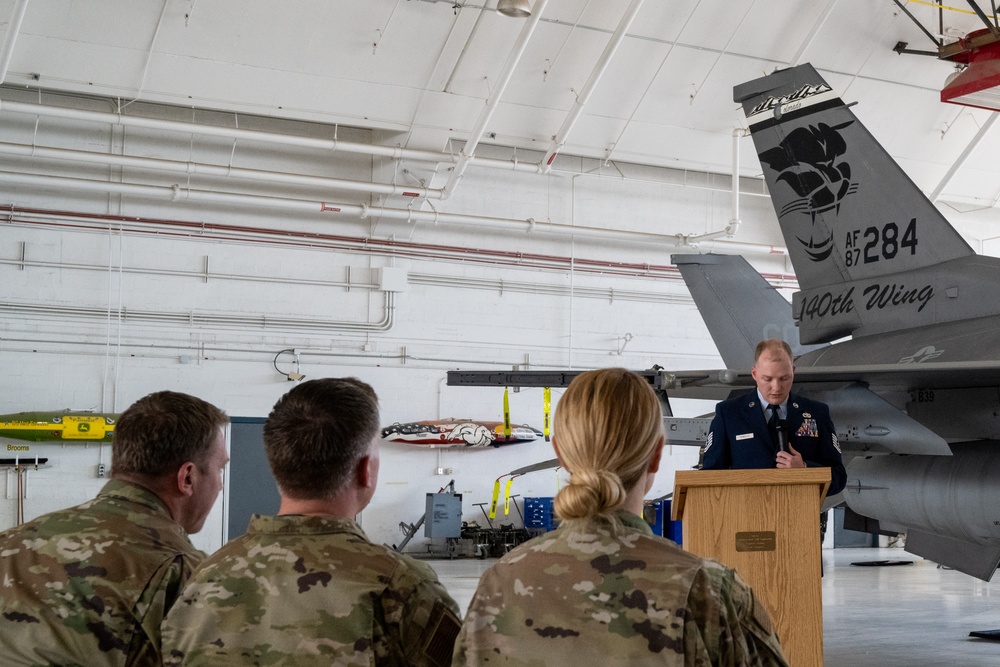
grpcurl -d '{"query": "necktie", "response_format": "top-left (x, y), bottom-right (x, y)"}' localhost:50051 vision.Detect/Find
top-left (767, 404), bottom-right (781, 449)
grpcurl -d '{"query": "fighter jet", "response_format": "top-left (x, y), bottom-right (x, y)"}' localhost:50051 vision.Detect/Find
top-left (670, 63), bottom-right (1000, 582)
top-left (449, 63), bottom-right (1000, 581)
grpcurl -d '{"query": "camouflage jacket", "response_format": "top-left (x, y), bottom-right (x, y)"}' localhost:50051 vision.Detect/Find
top-left (161, 514), bottom-right (461, 666)
top-left (454, 511), bottom-right (788, 667)
top-left (0, 479), bottom-right (203, 667)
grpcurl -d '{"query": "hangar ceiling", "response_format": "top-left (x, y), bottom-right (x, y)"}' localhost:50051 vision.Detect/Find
top-left (0, 0), bottom-right (997, 209)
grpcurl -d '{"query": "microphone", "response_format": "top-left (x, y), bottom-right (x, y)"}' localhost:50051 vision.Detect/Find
top-left (776, 419), bottom-right (789, 454)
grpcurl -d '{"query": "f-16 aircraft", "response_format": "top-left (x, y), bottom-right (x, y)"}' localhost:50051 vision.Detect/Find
top-left (449, 63), bottom-right (1000, 582)
top-left (677, 62), bottom-right (1000, 582)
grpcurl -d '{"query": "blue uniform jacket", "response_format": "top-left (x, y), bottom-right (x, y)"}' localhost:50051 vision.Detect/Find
top-left (702, 391), bottom-right (846, 496)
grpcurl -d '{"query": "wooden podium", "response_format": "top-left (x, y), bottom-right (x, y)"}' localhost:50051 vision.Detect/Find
top-left (672, 468), bottom-right (830, 667)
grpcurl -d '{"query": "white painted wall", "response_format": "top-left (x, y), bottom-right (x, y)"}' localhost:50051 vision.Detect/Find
top-left (2, 90), bottom-right (998, 554)
top-left (0, 218), bottom-right (714, 553)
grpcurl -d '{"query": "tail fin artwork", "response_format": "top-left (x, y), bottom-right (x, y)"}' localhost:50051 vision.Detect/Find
top-left (672, 253), bottom-right (825, 371)
top-left (734, 64), bottom-right (977, 345)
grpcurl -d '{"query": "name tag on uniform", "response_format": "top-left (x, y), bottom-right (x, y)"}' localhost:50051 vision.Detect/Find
top-left (736, 433), bottom-right (754, 440)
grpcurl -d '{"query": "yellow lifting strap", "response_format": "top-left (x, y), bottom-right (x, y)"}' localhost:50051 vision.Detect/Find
top-left (543, 387), bottom-right (551, 442)
top-left (503, 387), bottom-right (511, 439)
top-left (503, 477), bottom-right (515, 515)
top-left (489, 478), bottom-right (502, 519)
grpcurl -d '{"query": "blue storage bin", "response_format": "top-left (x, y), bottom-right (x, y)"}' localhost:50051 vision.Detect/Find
top-left (524, 496), bottom-right (557, 531)
top-left (644, 498), bottom-right (682, 546)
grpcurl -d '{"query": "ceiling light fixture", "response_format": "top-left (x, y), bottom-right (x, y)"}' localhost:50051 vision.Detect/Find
top-left (497, 0), bottom-right (531, 18)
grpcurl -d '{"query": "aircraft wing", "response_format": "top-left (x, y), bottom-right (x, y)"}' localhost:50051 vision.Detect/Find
top-left (800, 361), bottom-right (1000, 390)
top-left (449, 361), bottom-right (1000, 402)
top-left (661, 361), bottom-right (1000, 400)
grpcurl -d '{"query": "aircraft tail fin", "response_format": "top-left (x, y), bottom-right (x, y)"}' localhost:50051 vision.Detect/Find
top-left (672, 253), bottom-right (825, 370)
top-left (734, 64), bottom-right (975, 344)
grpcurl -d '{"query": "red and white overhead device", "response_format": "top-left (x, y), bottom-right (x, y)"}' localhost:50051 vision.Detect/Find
top-left (940, 28), bottom-right (1000, 110)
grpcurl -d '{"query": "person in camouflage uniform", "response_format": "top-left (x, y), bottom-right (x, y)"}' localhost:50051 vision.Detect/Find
top-left (454, 368), bottom-right (788, 667)
top-left (161, 377), bottom-right (461, 666)
top-left (0, 391), bottom-right (229, 666)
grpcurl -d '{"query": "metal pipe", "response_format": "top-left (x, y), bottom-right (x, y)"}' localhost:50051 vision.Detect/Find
top-left (7, 205), bottom-right (797, 281)
top-left (0, 99), bottom-right (450, 163)
top-left (732, 129), bottom-right (740, 223)
top-left (668, 126), bottom-right (751, 245)
top-left (441, 0), bottom-right (551, 198)
top-left (789, 0), bottom-right (840, 66)
top-left (930, 112), bottom-right (998, 202)
top-left (0, 254), bottom-right (691, 305)
top-left (0, 96), bottom-right (779, 193)
top-left (0, 93), bottom-right (545, 174)
top-left (0, 141), bottom-right (441, 199)
top-left (539, 0), bottom-right (645, 173)
top-left (0, 172), bottom-right (791, 256)
top-left (729, 127), bottom-right (749, 237)
top-left (0, 255), bottom-right (379, 290)
top-left (1, 293), bottom-right (395, 333)
top-left (0, 170), bottom-right (747, 248)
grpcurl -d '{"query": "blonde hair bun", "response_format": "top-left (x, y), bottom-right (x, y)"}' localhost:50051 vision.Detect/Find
top-left (555, 468), bottom-right (626, 520)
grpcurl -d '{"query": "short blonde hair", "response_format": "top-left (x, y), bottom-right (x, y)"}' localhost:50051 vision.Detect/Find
top-left (553, 368), bottom-right (664, 523)
top-left (754, 339), bottom-right (793, 364)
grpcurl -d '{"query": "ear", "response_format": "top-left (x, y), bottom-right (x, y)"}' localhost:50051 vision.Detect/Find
top-left (355, 455), bottom-right (376, 490)
top-left (175, 461), bottom-right (197, 498)
top-left (647, 435), bottom-right (665, 474)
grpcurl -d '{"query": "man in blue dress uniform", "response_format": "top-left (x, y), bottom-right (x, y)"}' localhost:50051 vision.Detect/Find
top-left (703, 339), bottom-right (846, 539)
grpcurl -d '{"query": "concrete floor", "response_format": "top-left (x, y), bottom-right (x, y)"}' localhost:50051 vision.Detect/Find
top-left (428, 548), bottom-right (1000, 666)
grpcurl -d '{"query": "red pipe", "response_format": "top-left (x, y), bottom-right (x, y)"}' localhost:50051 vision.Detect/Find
top-left (3, 205), bottom-right (798, 285)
